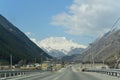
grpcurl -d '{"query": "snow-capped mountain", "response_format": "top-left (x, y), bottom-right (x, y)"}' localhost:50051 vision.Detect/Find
top-left (42, 48), bottom-right (66, 58)
top-left (31, 37), bottom-right (86, 57)
top-left (68, 48), bottom-right (85, 56)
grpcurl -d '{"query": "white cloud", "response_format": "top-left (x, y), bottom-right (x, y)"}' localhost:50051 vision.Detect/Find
top-left (51, 0), bottom-right (120, 37)
top-left (30, 37), bottom-right (86, 55)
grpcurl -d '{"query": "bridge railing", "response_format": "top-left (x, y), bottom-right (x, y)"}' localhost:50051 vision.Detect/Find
top-left (84, 68), bottom-right (120, 77)
top-left (0, 70), bottom-right (41, 79)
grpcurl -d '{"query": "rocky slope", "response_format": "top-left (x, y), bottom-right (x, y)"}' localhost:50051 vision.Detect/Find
top-left (75, 29), bottom-right (120, 66)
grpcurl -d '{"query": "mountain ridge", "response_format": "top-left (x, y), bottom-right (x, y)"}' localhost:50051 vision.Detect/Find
top-left (0, 14), bottom-right (52, 64)
top-left (74, 29), bottom-right (120, 67)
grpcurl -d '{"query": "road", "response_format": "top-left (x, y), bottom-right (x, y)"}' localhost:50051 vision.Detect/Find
top-left (8, 65), bottom-right (119, 80)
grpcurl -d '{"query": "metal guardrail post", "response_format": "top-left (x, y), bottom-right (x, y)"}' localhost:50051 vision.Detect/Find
top-left (22, 72), bottom-right (24, 75)
top-left (13, 73), bottom-right (15, 76)
top-left (17, 72), bottom-right (19, 76)
top-left (119, 73), bottom-right (120, 77)
top-left (22, 72), bottom-right (25, 75)
top-left (112, 72), bottom-right (114, 76)
top-left (9, 73), bottom-right (11, 77)
top-left (108, 72), bottom-right (110, 75)
top-left (19, 72), bottom-right (21, 76)
top-left (115, 72), bottom-right (117, 76)
top-left (4, 73), bottom-right (6, 78)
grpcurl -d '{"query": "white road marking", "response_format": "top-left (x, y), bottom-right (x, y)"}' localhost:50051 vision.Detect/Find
top-left (58, 68), bottom-right (65, 72)
top-left (53, 72), bottom-right (66, 80)
top-left (42, 68), bottom-right (66, 80)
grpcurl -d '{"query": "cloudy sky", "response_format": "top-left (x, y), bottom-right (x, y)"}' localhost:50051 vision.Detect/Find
top-left (0, 0), bottom-right (120, 47)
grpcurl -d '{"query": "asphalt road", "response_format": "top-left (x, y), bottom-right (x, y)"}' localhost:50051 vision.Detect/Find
top-left (8, 65), bottom-right (119, 80)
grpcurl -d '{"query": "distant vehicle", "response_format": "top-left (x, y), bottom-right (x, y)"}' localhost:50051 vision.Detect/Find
top-left (81, 68), bottom-right (87, 72)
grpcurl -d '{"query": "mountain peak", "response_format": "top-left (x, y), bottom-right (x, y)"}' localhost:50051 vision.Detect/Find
top-left (38, 37), bottom-right (86, 54)
top-left (30, 37), bottom-right (86, 57)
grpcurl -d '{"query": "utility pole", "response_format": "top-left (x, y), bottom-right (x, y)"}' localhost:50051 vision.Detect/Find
top-left (114, 50), bottom-right (120, 69)
top-left (35, 58), bottom-right (36, 63)
top-left (40, 52), bottom-right (43, 70)
top-left (89, 43), bottom-right (92, 68)
top-left (102, 59), bottom-right (105, 68)
top-left (91, 44), bottom-right (95, 68)
top-left (89, 43), bottom-right (94, 68)
top-left (10, 54), bottom-right (12, 70)
top-left (46, 57), bottom-right (48, 61)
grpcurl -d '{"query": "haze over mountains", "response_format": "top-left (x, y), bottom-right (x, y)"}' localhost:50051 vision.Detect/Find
top-left (0, 14), bottom-right (51, 64)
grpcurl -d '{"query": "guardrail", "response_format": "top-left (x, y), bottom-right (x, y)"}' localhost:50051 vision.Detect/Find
top-left (0, 70), bottom-right (41, 79)
top-left (84, 68), bottom-right (120, 77)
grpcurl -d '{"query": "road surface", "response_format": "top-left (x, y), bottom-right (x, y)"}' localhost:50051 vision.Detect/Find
top-left (8, 65), bottom-right (119, 80)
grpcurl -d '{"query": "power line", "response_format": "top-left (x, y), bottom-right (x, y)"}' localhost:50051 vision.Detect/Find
top-left (110, 17), bottom-right (120, 31)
